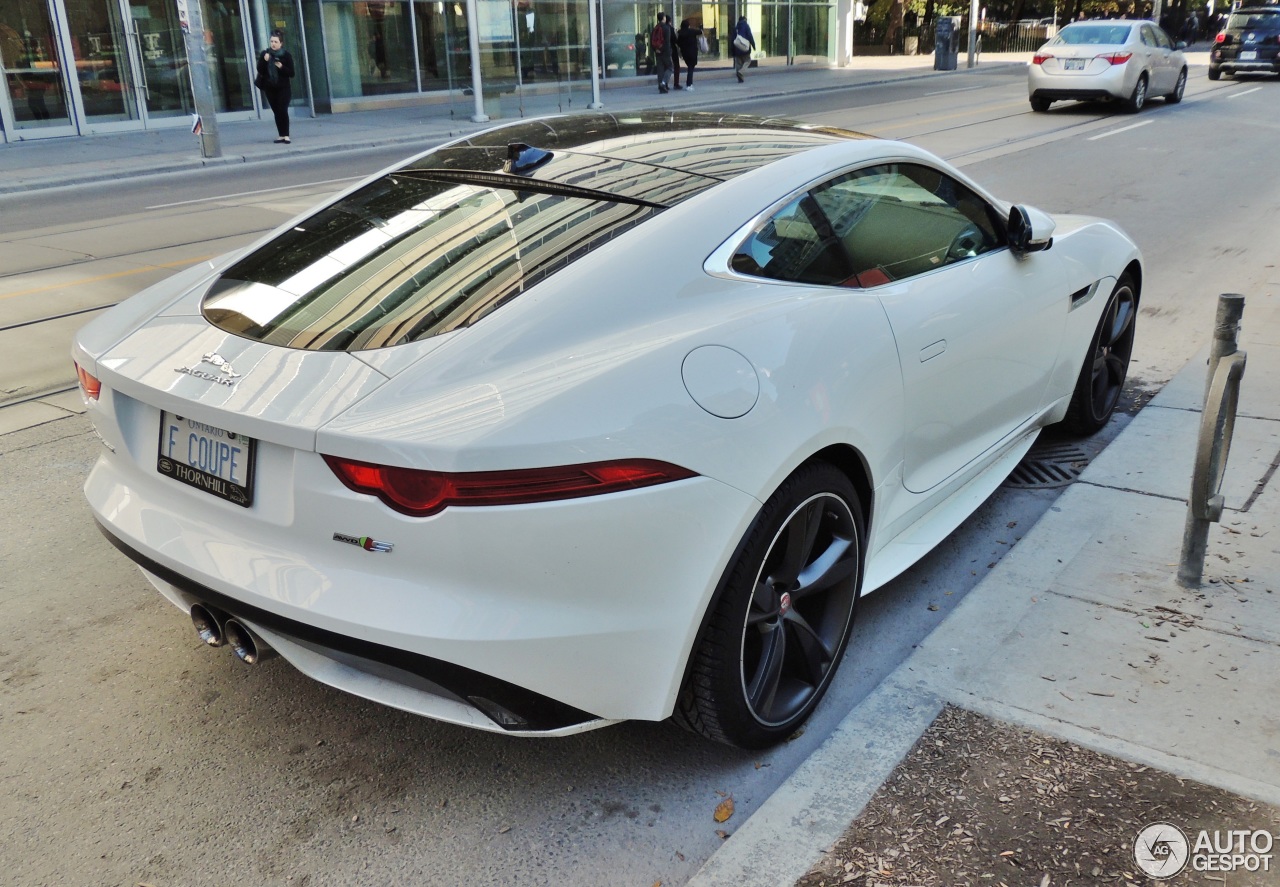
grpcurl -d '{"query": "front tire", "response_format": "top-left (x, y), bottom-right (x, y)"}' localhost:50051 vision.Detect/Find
top-left (1061, 274), bottom-right (1138, 435)
top-left (1165, 68), bottom-right (1188, 103)
top-left (1125, 74), bottom-right (1148, 112)
top-left (675, 462), bottom-right (864, 749)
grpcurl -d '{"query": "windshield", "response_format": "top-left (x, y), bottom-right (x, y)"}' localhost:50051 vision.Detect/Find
top-left (1053, 24), bottom-right (1133, 44)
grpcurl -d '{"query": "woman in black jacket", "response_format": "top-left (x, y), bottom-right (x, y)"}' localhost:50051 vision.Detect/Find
top-left (256, 29), bottom-right (296, 143)
top-left (675, 20), bottom-right (703, 91)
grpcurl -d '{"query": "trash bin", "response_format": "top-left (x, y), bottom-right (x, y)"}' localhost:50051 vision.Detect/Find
top-left (934, 16), bottom-right (959, 70)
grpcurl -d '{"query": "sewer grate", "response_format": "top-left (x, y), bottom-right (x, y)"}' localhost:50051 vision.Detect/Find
top-left (1004, 442), bottom-right (1092, 489)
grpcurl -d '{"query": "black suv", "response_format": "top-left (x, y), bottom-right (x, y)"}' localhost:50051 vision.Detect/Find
top-left (1209, 6), bottom-right (1280, 79)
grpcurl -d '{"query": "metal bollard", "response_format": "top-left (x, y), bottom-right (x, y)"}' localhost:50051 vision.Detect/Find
top-left (1177, 294), bottom-right (1247, 588)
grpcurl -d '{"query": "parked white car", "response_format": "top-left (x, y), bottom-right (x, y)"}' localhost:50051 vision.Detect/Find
top-left (1029, 19), bottom-right (1188, 112)
top-left (74, 112), bottom-right (1142, 748)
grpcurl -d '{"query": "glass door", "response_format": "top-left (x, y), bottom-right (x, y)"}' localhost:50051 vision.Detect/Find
top-left (201, 0), bottom-right (253, 113)
top-left (126, 0), bottom-right (192, 120)
top-left (0, 0), bottom-right (78, 135)
top-left (62, 0), bottom-right (143, 125)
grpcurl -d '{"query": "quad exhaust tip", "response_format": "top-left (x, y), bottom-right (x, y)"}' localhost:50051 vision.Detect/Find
top-left (190, 603), bottom-right (225, 647)
top-left (223, 618), bottom-right (275, 665)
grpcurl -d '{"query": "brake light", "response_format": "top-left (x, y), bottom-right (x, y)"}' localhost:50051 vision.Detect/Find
top-left (1097, 52), bottom-right (1133, 64)
top-left (1032, 53), bottom-right (1053, 64)
top-left (75, 362), bottom-right (101, 402)
top-left (1214, 31), bottom-right (1226, 43)
top-left (323, 456), bottom-right (698, 516)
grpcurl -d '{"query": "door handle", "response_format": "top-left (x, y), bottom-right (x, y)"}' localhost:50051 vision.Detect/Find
top-left (131, 21), bottom-right (150, 95)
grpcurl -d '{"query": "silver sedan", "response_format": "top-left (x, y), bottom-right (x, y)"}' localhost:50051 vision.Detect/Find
top-left (1028, 20), bottom-right (1188, 112)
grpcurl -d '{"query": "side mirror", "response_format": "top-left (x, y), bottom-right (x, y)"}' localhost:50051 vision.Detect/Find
top-left (1007, 205), bottom-right (1056, 254)
top-left (1175, 40), bottom-right (1188, 49)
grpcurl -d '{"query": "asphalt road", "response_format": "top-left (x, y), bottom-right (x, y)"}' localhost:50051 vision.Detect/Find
top-left (2, 68), bottom-right (1279, 886)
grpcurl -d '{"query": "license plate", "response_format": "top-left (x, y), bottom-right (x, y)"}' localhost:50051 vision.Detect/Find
top-left (157, 412), bottom-right (256, 507)
top-left (1064, 58), bottom-right (1086, 70)
top-left (1240, 50), bottom-right (1258, 60)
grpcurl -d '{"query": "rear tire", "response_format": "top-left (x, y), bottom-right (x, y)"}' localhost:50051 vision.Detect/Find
top-left (1165, 67), bottom-right (1187, 103)
top-left (1124, 75), bottom-right (1148, 113)
top-left (1207, 65), bottom-right (1221, 81)
top-left (1061, 274), bottom-right (1138, 436)
top-left (1030, 96), bottom-right (1051, 112)
top-left (675, 462), bottom-right (864, 749)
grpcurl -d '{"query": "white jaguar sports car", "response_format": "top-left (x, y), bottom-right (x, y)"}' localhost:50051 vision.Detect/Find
top-left (74, 112), bottom-right (1140, 749)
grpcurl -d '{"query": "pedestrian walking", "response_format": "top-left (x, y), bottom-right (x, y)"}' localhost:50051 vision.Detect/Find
top-left (732, 15), bottom-right (755, 84)
top-left (651, 12), bottom-right (676, 94)
top-left (256, 29), bottom-right (295, 144)
top-left (676, 19), bottom-right (703, 91)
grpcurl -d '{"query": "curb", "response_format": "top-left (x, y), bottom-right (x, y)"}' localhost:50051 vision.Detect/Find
top-left (686, 679), bottom-right (944, 887)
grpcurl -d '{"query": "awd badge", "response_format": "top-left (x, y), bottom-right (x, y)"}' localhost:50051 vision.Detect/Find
top-left (333, 532), bottom-right (394, 553)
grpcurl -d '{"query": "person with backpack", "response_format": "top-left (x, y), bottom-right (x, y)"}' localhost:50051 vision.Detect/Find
top-left (732, 15), bottom-right (755, 83)
top-left (651, 12), bottom-right (676, 94)
top-left (676, 19), bottom-right (704, 91)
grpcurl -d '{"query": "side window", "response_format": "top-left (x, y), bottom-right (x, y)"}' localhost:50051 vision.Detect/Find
top-left (729, 193), bottom-right (854, 286)
top-left (817, 163), bottom-right (1004, 287)
top-left (731, 163), bottom-right (1005, 289)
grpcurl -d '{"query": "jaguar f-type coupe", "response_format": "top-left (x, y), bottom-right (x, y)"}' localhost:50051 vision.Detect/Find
top-left (74, 112), bottom-right (1141, 748)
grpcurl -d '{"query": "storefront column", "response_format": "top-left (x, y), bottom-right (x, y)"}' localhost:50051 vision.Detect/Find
top-left (835, 0), bottom-right (852, 65)
top-left (464, 0), bottom-right (486, 121)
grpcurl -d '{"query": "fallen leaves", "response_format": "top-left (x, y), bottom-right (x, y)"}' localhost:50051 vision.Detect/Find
top-left (793, 705), bottom-right (1280, 887)
top-left (713, 796), bottom-right (735, 823)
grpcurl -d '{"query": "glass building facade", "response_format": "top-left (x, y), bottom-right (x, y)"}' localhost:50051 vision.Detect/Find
top-left (1, 0), bottom-right (845, 140)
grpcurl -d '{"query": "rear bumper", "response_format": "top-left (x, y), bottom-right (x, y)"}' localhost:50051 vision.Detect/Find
top-left (1028, 62), bottom-right (1133, 102)
top-left (1029, 88), bottom-right (1120, 101)
top-left (99, 521), bottom-right (606, 734)
top-left (85, 440), bottom-right (760, 728)
top-left (1212, 60), bottom-right (1280, 73)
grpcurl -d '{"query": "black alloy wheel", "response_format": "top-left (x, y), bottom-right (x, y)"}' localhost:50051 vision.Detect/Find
top-left (676, 462), bottom-right (864, 749)
top-left (1062, 274), bottom-right (1138, 435)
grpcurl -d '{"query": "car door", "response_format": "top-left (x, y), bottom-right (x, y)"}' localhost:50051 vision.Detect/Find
top-left (806, 163), bottom-right (1068, 494)
top-left (1140, 23), bottom-right (1173, 92)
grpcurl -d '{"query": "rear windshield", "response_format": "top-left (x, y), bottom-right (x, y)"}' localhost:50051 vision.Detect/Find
top-left (202, 173), bottom-right (659, 351)
top-left (1227, 9), bottom-right (1280, 29)
top-left (1053, 24), bottom-right (1133, 44)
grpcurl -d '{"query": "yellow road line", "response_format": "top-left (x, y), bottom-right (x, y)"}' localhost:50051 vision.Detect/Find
top-left (0, 255), bottom-right (215, 301)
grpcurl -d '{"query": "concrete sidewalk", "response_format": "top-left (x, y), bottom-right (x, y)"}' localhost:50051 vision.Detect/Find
top-left (0, 53), bottom-right (1031, 196)
top-left (690, 293), bottom-right (1280, 885)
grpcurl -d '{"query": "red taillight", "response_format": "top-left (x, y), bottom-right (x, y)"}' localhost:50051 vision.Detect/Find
top-left (1214, 31), bottom-right (1226, 43)
top-left (323, 455), bottom-right (698, 516)
top-left (1033, 53), bottom-right (1053, 65)
top-left (75, 362), bottom-right (101, 402)
top-left (1097, 51), bottom-right (1133, 64)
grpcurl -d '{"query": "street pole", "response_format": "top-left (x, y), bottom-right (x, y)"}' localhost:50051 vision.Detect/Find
top-left (466, 0), bottom-right (489, 122)
top-left (967, 0), bottom-right (979, 68)
top-left (176, 0), bottom-right (222, 158)
top-left (586, 0), bottom-right (603, 109)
